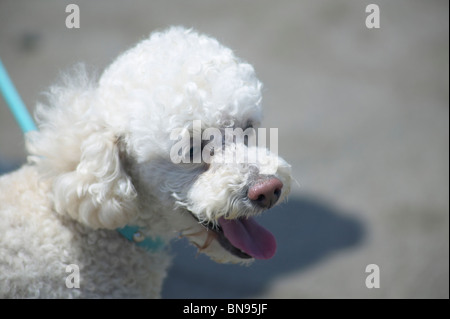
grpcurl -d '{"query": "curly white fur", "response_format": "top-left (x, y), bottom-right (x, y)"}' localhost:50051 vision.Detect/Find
top-left (0, 26), bottom-right (291, 298)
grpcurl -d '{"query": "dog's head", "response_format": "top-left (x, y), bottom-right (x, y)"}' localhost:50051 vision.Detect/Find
top-left (27, 27), bottom-right (291, 264)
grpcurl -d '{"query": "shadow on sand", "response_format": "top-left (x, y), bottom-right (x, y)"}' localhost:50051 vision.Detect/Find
top-left (162, 195), bottom-right (365, 298)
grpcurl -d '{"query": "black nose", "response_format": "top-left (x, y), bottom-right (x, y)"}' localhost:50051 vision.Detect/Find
top-left (247, 178), bottom-right (283, 209)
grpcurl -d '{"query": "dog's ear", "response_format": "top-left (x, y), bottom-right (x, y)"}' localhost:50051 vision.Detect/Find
top-left (25, 64), bottom-right (137, 229)
top-left (49, 130), bottom-right (137, 229)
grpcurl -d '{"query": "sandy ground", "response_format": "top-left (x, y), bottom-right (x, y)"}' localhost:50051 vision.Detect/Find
top-left (0, 0), bottom-right (448, 298)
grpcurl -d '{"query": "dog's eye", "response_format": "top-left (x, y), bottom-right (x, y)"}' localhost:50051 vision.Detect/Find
top-left (189, 144), bottom-right (206, 164)
top-left (244, 125), bottom-right (256, 146)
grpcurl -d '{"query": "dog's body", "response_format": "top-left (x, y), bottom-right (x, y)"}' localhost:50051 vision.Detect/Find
top-left (0, 166), bottom-right (170, 298)
top-left (0, 27), bottom-right (291, 298)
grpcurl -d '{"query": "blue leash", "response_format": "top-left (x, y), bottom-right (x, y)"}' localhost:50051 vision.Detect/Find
top-left (0, 58), bottom-right (163, 252)
top-left (0, 59), bottom-right (36, 133)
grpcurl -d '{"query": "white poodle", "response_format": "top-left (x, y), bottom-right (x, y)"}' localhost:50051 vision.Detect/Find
top-left (0, 27), bottom-right (291, 298)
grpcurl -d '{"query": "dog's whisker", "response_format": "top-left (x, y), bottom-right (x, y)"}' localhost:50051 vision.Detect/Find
top-left (180, 230), bottom-right (203, 238)
top-left (199, 231), bottom-right (216, 251)
top-left (192, 231), bottom-right (217, 257)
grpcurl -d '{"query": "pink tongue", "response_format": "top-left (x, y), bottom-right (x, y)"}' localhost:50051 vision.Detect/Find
top-left (218, 217), bottom-right (276, 259)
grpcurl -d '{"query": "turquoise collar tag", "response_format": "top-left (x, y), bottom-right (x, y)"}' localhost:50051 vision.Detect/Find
top-left (117, 226), bottom-right (165, 252)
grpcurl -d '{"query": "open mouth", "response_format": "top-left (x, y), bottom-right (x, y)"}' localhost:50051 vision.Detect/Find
top-left (200, 216), bottom-right (277, 260)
